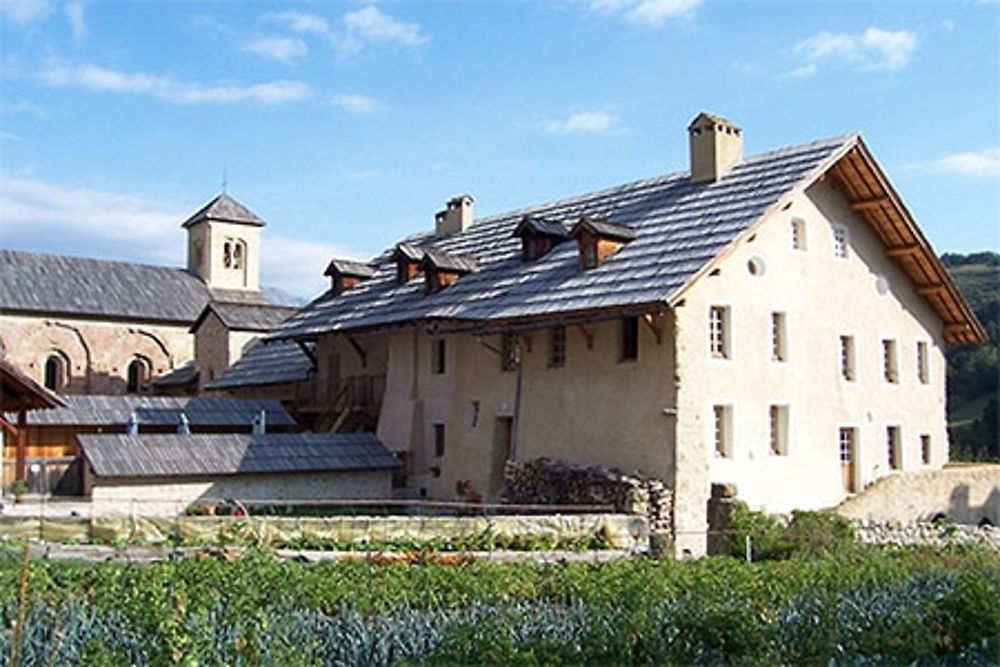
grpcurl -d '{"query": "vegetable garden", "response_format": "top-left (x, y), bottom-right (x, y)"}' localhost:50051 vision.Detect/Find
top-left (1, 541), bottom-right (999, 665)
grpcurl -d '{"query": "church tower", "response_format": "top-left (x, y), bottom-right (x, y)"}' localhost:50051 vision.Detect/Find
top-left (182, 194), bottom-right (264, 291)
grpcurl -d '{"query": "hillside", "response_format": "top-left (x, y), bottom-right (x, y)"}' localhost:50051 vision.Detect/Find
top-left (943, 251), bottom-right (999, 461)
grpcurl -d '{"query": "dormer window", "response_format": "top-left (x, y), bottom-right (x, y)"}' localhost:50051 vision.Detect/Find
top-left (392, 243), bottom-right (425, 285)
top-left (324, 258), bottom-right (375, 296)
top-left (512, 215), bottom-right (569, 262)
top-left (569, 216), bottom-right (636, 270)
top-left (420, 248), bottom-right (477, 294)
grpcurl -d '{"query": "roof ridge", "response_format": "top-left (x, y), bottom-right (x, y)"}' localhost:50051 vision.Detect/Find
top-left (0, 247), bottom-right (201, 276)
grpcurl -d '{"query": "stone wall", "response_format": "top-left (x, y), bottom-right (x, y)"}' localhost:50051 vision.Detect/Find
top-left (503, 458), bottom-right (672, 534)
top-left (854, 520), bottom-right (1000, 551)
top-left (835, 464), bottom-right (1000, 525)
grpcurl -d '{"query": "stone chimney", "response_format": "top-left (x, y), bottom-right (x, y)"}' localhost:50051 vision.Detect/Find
top-left (434, 195), bottom-right (474, 236)
top-left (688, 112), bottom-right (743, 184)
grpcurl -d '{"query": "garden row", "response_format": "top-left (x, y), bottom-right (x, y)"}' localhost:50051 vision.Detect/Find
top-left (1, 542), bottom-right (999, 664)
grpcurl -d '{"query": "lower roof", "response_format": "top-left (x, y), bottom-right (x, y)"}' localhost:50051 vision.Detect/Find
top-left (79, 432), bottom-right (399, 478)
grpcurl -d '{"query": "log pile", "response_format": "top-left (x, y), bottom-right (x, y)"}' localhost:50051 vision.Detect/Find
top-left (503, 458), bottom-right (673, 533)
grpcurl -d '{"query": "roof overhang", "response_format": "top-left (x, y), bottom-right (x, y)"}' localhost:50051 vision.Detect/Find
top-left (0, 358), bottom-right (65, 412)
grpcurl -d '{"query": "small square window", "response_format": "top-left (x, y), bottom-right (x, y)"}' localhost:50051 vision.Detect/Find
top-left (713, 405), bottom-right (732, 458)
top-left (791, 218), bottom-right (807, 251)
top-left (582, 243), bottom-right (597, 269)
top-left (620, 317), bottom-right (639, 361)
top-left (709, 306), bottom-right (730, 359)
top-left (917, 341), bottom-right (929, 384)
top-left (770, 405), bottom-right (789, 455)
top-left (840, 335), bottom-right (856, 381)
top-left (548, 325), bottom-right (566, 368)
top-left (887, 426), bottom-right (901, 470)
top-left (832, 226), bottom-right (849, 259)
top-left (883, 339), bottom-right (899, 384)
top-left (501, 332), bottom-right (517, 372)
top-left (771, 312), bottom-right (787, 362)
top-left (431, 339), bottom-right (446, 375)
top-left (433, 423), bottom-right (445, 458)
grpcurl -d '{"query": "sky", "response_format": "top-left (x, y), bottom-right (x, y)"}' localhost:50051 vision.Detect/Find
top-left (1, 0), bottom-right (998, 300)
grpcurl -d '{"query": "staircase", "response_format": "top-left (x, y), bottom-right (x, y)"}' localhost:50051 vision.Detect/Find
top-left (313, 374), bottom-right (385, 434)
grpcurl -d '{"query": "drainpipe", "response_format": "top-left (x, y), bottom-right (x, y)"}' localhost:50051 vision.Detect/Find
top-left (511, 341), bottom-right (523, 462)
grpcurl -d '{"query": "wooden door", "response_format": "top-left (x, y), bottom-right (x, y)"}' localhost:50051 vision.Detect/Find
top-left (839, 428), bottom-right (856, 493)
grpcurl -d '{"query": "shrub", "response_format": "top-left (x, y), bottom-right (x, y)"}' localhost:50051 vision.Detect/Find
top-left (727, 503), bottom-right (856, 561)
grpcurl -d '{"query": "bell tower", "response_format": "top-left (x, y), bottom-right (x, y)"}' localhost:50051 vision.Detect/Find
top-left (182, 194), bottom-right (264, 291)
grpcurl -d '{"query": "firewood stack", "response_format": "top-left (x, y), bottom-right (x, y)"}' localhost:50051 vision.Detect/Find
top-left (503, 458), bottom-right (673, 533)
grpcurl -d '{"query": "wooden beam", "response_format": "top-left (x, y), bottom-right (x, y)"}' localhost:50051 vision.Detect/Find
top-left (576, 324), bottom-right (594, 350)
top-left (851, 197), bottom-right (889, 212)
top-left (886, 244), bottom-right (920, 258)
top-left (295, 340), bottom-right (317, 367)
top-left (642, 313), bottom-right (662, 346)
top-left (917, 284), bottom-right (947, 297)
top-left (944, 323), bottom-right (970, 337)
top-left (16, 410), bottom-right (27, 482)
top-left (347, 336), bottom-right (367, 368)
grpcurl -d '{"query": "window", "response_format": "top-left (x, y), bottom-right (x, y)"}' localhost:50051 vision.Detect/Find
top-left (771, 312), bottom-right (787, 362)
top-left (839, 427), bottom-right (855, 465)
top-left (126, 357), bottom-right (149, 394)
top-left (433, 423), bottom-right (445, 458)
top-left (921, 434), bottom-right (931, 465)
top-left (232, 241), bottom-right (244, 269)
top-left (548, 325), bottom-right (566, 368)
top-left (709, 306), bottom-right (730, 359)
top-left (43, 353), bottom-right (67, 391)
top-left (582, 243), bottom-right (597, 269)
top-left (466, 401), bottom-right (480, 429)
top-left (500, 333), bottom-right (517, 372)
top-left (832, 226), bottom-right (848, 259)
top-left (223, 240), bottom-right (233, 268)
top-left (431, 339), bottom-right (446, 375)
top-left (917, 341), bottom-right (929, 384)
top-left (840, 335), bottom-right (856, 381)
top-left (770, 405), bottom-right (789, 455)
top-left (791, 218), bottom-right (807, 250)
top-left (620, 316), bottom-right (639, 361)
top-left (887, 426), bottom-right (901, 470)
top-left (713, 405), bottom-right (732, 457)
top-left (882, 339), bottom-right (899, 383)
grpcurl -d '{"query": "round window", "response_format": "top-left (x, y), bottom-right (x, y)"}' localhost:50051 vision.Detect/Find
top-left (747, 257), bottom-right (766, 276)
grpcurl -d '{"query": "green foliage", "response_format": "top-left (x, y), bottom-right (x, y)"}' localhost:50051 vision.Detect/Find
top-left (726, 502), bottom-right (856, 561)
top-left (1, 544), bottom-right (998, 664)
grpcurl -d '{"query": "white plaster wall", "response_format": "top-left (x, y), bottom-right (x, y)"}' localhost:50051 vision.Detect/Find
top-left (91, 469), bottom-right (391, 516)
top-left (675, 178), bottom-right (947, 531)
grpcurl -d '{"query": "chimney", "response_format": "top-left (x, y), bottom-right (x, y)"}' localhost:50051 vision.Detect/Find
top-left (434, 195), bottom-right (474, 236)
top-left (688, 112), bottom-right (743, 183)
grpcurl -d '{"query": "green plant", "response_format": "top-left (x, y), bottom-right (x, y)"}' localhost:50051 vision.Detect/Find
top-left (10, 480), bottom-right (28, 499)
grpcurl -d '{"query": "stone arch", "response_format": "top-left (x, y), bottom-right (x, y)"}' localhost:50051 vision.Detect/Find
top-left (126, 355), bottom-right (152, 393)
top-left (43, 349), bottom-right (71, 391)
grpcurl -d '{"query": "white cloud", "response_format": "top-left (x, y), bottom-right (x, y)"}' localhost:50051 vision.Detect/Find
top-left (0, 0), bottom-right (49, 23)
top-left (795, 27), bottom-right (918, 72)
top-left (0, 177), bottom-right (353, 297)
top-left (65, 0), bottom-right (84, 39)
top-left (341, 6), bottom-right (428, 49)
top-left (624, 0), bottom-right (702, 26)
top-left (925, 147), bottom-right (1000, 179)
top-left (330, 93), bottom-right (386, 115)
top-left (39, 60), bottom-right (312, 105)
top-left (584, 0), bottom-right (701, 25)
top-left (266, 10), bottom-right (331, 35)
top-left (780, 63), bottom-right (818, 79)
top-left (546, 111), bottom-right (618, 134)
top-left (242, 36), bottom-right (308, 64)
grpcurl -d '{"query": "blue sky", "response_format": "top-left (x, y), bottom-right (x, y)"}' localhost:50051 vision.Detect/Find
top-left (1, 0), bottom-right (998, 299)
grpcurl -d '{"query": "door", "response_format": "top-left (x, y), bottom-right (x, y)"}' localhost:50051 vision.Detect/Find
top-left (839, 427), bottom-right (856, 493)
top-left (489, 417), bottom-right (513, 498)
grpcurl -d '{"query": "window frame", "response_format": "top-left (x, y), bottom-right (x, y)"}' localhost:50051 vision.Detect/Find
top-left (709, 305), bottom-right (730, 360)
top-left (832, 224), bottom-right (849, 259)
top-left (916, 341), bottom-right (929, 385)
top-left (769, 404), bottom-right (789, 456)
top-left (791, 217), bottom-right (807, 251)
top-left (840, 335), bottom-right (856, 382)
top-left (886, 425), bottom-right (902, 471)
top-left (882, 338), bottom-right (899, 384)
top-left (620, 316), bottom-right (639, 362)
top-left (433, 423), bottom-right (446, 458)
top-left (431, 338), bottom-right (446, 375)
top-left (548, 325), bottom-right (566, 368)
top-left (500, 332), bottom-right (518, 372)
top-left (771, 312), bottom-right (787, 362)
top-left (920, 434), bottom-right (931, 465)
top-left (712, 404), bottom-right (733, 458)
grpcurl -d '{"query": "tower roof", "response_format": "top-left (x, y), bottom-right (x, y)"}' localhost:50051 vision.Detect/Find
top-left (181, 194), bottom-right (265, 229)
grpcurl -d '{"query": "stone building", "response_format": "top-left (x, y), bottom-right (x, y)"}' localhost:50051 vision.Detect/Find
top-left (0, 194), bottom-right (291, 395)
top-left (222, 112), bottom-right (984, 557)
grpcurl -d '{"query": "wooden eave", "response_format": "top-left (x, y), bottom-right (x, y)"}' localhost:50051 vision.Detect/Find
top-left (827, 138), bottom-right (986, 345)
top-left (0, 358), bottom-right (66, 412)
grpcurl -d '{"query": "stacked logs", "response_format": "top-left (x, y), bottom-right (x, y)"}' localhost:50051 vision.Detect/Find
top-left (503, 458), bottom-right (673, 534)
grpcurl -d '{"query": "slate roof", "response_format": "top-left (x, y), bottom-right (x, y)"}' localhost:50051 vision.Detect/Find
top-left (512, 215), bottom-right (570, 239)
top-left (0, 250), bottom-right (214, 323)
top-left (205, 340), bottom-right (314, 390)
top-left (325, 259), bottom-right (376, 279)
top-left (272, 134), bottom-right (854, 339)
top-left (79, 432), bottom-right (398, 478)
top-left (181, 194), bottom-right (265, 228)
top-left (421, 248), bottom-right (478, 273)
top-left (194, 302), bottom-right (297, 333)
top-left (19, 395), bottom-right (295, 427)
top-left (570, 217), bottom-right (638, 241)
top-left (0, 358), bottom-right (65, 412)
top-left (150, 363), bottom-right (199, 389)
top-left (392, 243), bottom-right (425, 263)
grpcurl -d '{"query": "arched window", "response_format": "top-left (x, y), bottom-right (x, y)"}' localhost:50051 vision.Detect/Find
top-left (44, 352), bottom-right (68, 391)
top-left (223, 241), bottom-right (233, 268)
top-left (232, 241), bottom-right (244, 269)
top-left (126, 357), bottom-right (150, 394)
